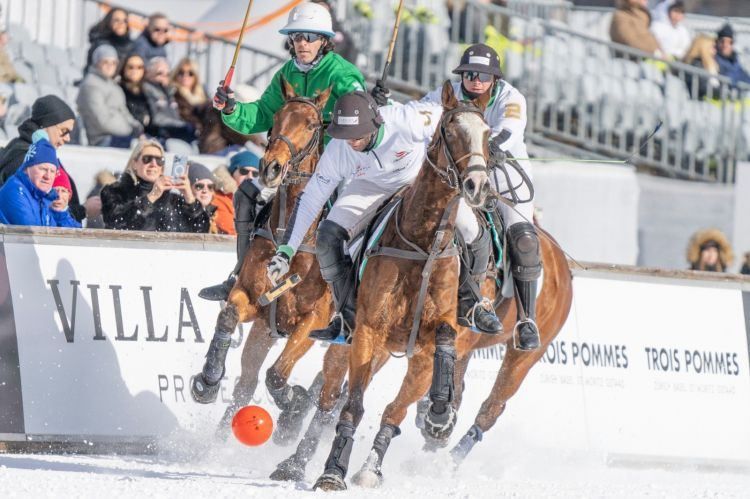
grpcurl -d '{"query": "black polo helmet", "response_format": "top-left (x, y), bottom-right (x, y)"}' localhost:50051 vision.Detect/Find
top-left (327, 91), bottom-right (384, 140)
top-left (452, 43), bottom-right (503, 78)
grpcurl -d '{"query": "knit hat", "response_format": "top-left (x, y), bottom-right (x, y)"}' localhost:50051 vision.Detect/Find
top-left (22, 133), bottom-right (59, 170)
top-left (31, 95), bottom-right (75, 128)
top-left (188, 162), bottom-right (212, 185)
top-left (52, 167), bottom-right (72, 193)
top-left (718, 23), bottom-right (734, 40)
top-left (92, 44), bottom-right (119, 65)
top-left (228, 150), bottom-right (260, 174)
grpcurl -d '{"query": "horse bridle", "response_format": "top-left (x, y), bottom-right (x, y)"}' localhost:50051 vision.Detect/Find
top-left (267, 96), bottom-right (324, 185)
top-left (425, 103), bottom-right (489, 191)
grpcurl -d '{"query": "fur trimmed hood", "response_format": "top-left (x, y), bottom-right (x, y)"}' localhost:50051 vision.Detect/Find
top-left (212, 165), bottom-right (237, 196)
top-left (687, 228), bottom-right (734, 270)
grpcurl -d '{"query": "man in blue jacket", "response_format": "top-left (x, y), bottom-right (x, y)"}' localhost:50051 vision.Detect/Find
top-left (716, 24), bottom-right (750, 88)
top-left (0, 131), bottom-right (81, 228)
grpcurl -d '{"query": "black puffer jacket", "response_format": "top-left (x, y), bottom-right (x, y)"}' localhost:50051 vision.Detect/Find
top-left (0, 120), bottom-right (86, 222)
top-left (100, 173), bottom-right (210, 233)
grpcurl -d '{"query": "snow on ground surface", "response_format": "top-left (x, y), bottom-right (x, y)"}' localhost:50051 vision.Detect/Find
top-left (2, 431), bottom-right (749, 498)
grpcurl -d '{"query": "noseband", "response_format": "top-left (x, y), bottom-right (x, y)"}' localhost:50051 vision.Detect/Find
top-left (267, 96), bottom-right (324, 185)
top-left (425, 103), bottom-right (488, 191)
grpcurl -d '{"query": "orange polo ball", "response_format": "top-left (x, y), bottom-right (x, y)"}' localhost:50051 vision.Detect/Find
top-left (231, 405), bottom-right (274, 446)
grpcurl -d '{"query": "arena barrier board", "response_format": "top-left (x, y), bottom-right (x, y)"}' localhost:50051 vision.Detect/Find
top-left (0, 226), bottom-right (748, 466)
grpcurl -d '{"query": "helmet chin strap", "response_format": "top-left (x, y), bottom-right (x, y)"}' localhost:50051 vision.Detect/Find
top-left (363, 128), bottom-right (380, 152)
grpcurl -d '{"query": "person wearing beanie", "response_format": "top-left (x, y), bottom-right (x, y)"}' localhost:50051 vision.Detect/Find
top-left (0, 131), bottom-right (80, 228)
top-left (83, 8), bottom-right (133, 77)
top-left (715, 23), bottom-right (750, 87)
top-left (50, 167), bottom-right (73, 213)
top-left (77, 44), bottom-right (144, 148)
top-left (227, 149), bottom-right (259, 187)
top-left (187, 161), bottom-right (219, 234)
top-left (0, 95), bottom-right (89, 223)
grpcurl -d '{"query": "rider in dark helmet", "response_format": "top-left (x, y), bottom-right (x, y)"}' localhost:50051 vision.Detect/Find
top-left (372, 43), bottom-right (542, 350)
top-left (265, 91), bottom-right (489, 344)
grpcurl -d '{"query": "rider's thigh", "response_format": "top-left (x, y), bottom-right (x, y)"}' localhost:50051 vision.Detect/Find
top-left (455, 199), bottom-right (481, 244)
top-left (326, 179), bottom-right (396, 239)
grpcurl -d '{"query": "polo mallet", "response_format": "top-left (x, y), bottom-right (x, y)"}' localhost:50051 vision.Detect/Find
top-left (259, 274), bottom-right (302, 306)
top-left (380, 0), bottom-right (406, 85)
top-left (215, 0), bottom-right (254, 109)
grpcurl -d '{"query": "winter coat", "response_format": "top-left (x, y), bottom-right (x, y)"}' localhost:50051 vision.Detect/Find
top-left (610, 1), bottom-right (662, 55)
top-left (0, 167), bottom-right (81, 228)
top-left (132, 32), bottom-right (168, 63)
top-left (222, 52), bottom-right (365, 137)
top-left (210, 191), bottom-right (235, 235)
top-left (100, 172), bottom-right (210, 233)
top-left (84, 31), bottom-right (134, 75)
top-left (687, 228), bottom-right (734, 272)
top-left (121, 83), bottom-right (152, 128)
top-left (0, 48), bottom-right (22, 83)
top-left (716, 52), bottom-right (750, 87)
top-left (197, 107), bottom-right (252, 155)
top-left (77, 70), bottom-right (143, 146)
top-left (0, 120), bottom-right (86, 222)
top-left (142, 81), bottom-right (191, 135)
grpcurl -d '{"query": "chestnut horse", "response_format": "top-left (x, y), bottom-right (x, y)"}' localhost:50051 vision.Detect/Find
top-left (312, 82), bottom-right (496, 491)
top-left (190, 80), bottom-right (334, 443)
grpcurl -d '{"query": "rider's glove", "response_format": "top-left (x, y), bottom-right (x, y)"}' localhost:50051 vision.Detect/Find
top-left (213, 81), bottom-right (237, 115)
top-left (489, 130), bottom-right (511, 166)
top-left (371, 79), bottom-right (391, 107)
top-left (266, 245), bottom-right (294, 283)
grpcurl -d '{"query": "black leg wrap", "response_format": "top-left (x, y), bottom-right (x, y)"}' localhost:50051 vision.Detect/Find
top-left (270, 408), bottom-right (337, 482)
top-left (430, 324), bottom-right (456, 415)
top-left (201, 328), bottom-right (231, 385)
top-left (324, 421), bottom-right (355, 478)
top-left (351, 424), bottom-right (400, 488)
top-left (450, 424), bottom-right (484, 465)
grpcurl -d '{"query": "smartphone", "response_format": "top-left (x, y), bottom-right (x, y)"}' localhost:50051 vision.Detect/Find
top-left (171, 155), bottom-right (188, 181)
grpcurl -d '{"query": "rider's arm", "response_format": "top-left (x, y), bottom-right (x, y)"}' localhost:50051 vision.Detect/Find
top-left (382, 100), bottom-right (442, 143)
top-left (489, 90), bottom-right (528, 152)
top-left (281, 143), bottom-right (346, 254)
top-left (222, 70), bottom-right (285, 135)
top-left (418, 87), bottom-right (441, 105)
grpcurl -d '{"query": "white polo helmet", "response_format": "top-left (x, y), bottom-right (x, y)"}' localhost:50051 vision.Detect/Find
top-left (279, 2), bottom-right (335, 38)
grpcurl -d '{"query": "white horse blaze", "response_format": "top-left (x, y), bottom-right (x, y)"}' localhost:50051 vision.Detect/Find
top-left (455, 112), bottom-right (489, 193)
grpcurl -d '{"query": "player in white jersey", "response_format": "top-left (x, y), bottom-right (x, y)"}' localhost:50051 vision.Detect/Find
top-left (374, 44), bottom-right (542, 350)
top-left (266, 91), bottom-right (502, 343)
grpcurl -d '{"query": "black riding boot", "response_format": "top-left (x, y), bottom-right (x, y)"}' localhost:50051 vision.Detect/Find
top-left (507, 222), bottom-right (542, 351)
top-left (309, 220), bottom-right (356, 344)
top-left (457, 227), bottom-right (502, 334)
top-left (200, 180), bottom-right (263, 301)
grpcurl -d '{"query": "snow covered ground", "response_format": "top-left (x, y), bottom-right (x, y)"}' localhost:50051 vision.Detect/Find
top-left (2, 430), bottom-right (749, 498)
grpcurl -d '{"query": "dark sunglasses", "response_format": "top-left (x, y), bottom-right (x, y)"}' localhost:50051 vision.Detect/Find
top-left (463, 71), bottom-right (494, 83)
top-left (151, 27), bottom-right (169, 34)
top-left (178, 70), bottom-right (195, 77)
top-left (141, 154), bottom-right (165, 166)
top-left (288, 32), bottom-right (323, 44)
top-left (238, 167), bottom-right (256, 176)
top-left (193, 182), bottom-right (215, 191)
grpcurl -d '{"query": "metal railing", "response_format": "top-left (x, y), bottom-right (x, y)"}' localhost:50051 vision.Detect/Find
top-left (1, 0), bottom-right (286, 91)
top-left (341, 0), bottom-right (749, 182)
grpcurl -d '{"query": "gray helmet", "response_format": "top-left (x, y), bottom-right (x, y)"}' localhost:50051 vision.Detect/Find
top-left (452, 43), bottom-right (503, 78)
top-left (327, 91), bottom-right (384, 140)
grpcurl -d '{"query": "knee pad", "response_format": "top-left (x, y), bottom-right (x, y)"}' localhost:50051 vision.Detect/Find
top-left (507, 222), bottom-right (541, 281)
top-left (316, 220), bottom-right (351, 282)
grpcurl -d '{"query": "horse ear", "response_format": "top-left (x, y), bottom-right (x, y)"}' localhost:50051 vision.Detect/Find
top-left (315, 85), bottom-right (333, 110)
top-left (280, 76), bottom-right (296, 101)
top-left (441, 80), bottom-right (458, 110)
top-left (473, 84), bottom-right (492, 112)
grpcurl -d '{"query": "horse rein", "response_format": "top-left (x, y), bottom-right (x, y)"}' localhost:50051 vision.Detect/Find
top-left (267, 96), bottom-right (324, 185)
top-left (425, 103), bottom-right (489, 191)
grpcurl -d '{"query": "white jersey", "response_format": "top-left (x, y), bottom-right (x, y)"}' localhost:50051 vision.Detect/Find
top-left (285, 100), bottom-right (443, 251)
top-left (421, 80), bottom-right (529, 163)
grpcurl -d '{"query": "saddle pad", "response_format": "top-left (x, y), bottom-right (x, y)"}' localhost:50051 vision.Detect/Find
top-left (355, 198), bottom-right (402, 282)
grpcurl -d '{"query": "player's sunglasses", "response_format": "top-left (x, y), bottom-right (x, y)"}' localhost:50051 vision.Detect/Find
top-left (288, 32), bottom-right (323, 44)
top-left (462, 71), bottom-right (494, 83)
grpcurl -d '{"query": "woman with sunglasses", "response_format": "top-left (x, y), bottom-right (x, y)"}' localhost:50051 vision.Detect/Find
top-left (84, 7), bottom-right (133, 76)
top-left (171, 58), bottom-right (208, 125)
top-left (133, 13), bottom-right (170, 63)
top-left (417, 43), bottom-right (542, 350)
top-left (201, 2), bottom-right (366, 301)
top-left (120, 54), bottom-right (151, 130)
top-left (100, 140), bottom-right (210, 233)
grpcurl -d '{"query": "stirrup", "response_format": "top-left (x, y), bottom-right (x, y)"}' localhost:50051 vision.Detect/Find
top-left (329, 313), bottom-right (354, 345)
top-left (512, 318), bottom-right (540, 351)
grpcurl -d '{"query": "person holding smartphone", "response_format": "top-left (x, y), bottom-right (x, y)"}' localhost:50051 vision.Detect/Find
top-left (100, 140), bottom-right (210, 232)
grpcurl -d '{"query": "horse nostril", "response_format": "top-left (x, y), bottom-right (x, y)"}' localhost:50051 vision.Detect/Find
top-left (464, 178), bottom-right (476, 194)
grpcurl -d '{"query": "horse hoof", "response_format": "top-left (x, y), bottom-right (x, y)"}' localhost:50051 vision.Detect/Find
top-left (272, 386), bottom-right (312, 446)
top-left (313, 472), bottom-right (347, 491)
top-left (269, 457), bottom-right (305, 482)
top-left (422, 404), bottom-right (457, 442)
top-left (351, 468), bottom-right (383, 488)
top-left (190, 374), bottom-right (219, 404)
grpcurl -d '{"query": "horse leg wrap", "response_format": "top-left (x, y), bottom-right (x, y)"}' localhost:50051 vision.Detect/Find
top-left (202, 328), bottom-right (232, 385)
top-left (450, 424), bottom-right (484, 464)
top-left (265, 368), bottom-right (295, 410)
top-left (323, 421), bottom-right (355, 478)
top-left (372, 424), bottom-right (400, 465)
top-left (430, 324), bottom-right (457, 415)
top-left (270, 408), bottom-right (337, 482)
